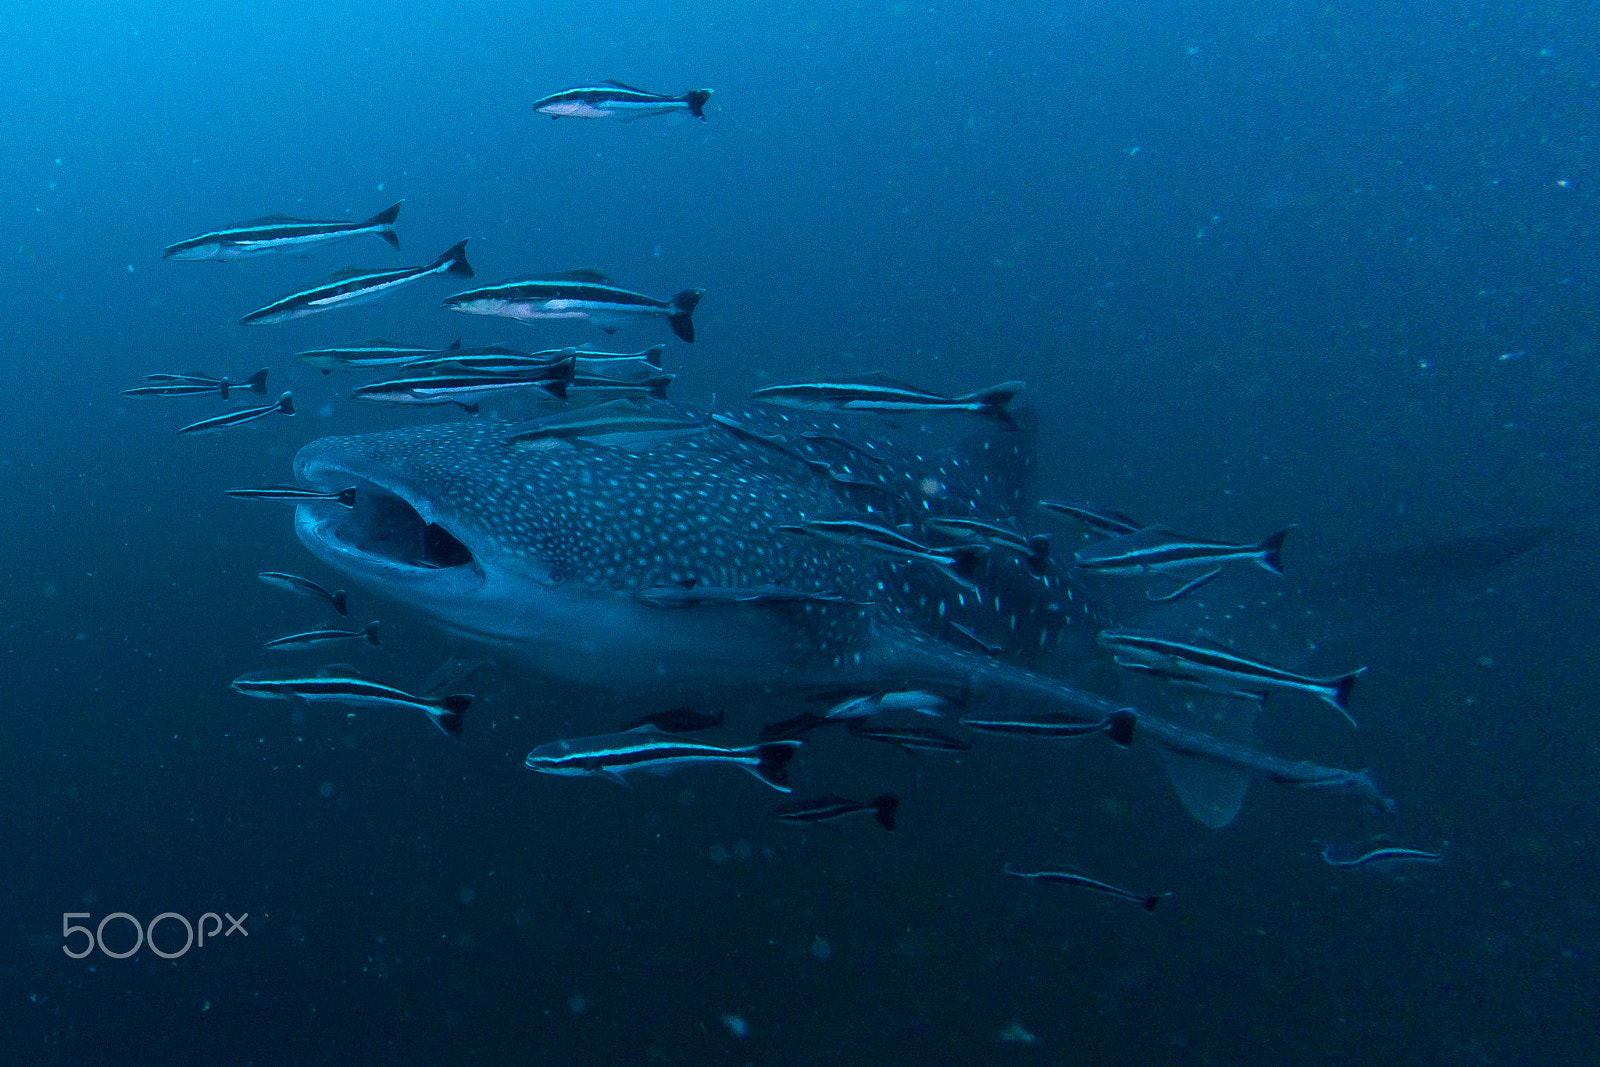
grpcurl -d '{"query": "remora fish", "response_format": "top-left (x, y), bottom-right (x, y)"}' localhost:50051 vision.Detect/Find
top-left (241, 240), bottom-right (473, 325)
top-left (1319, 843), bottom-right (1444, 870)
top-left (164, 201), bottom-right (402, 261)
top-left (403, 344), bottom-right (569, 375)
top-left (286, 406), bottom-right (1378, 826)
top-left (500, 399), bottom-right (708, 445)
top-left (227, 485), bottom-right (356, 506)
top-left (297, 340), bottom-right (444, 374)
top-left (925, 516), bottom-right (1050, 576)
top-left (1002, 864), bottom-right (1169, 912)
top-left (1037, 500), bottom-right (1145, 537)
top-left (963, 707), bottom-right (1137, 748)
top-left (533, 81), bottom-right (712, 121)
top-left (773, 518), bottom-right (987, 592)
top-left (351, 370), bottom-right (570, 406)
top-left (776, 793), bottom-right (899, 831)
top-left (264, 621), bottom-right (381, 651)
top-left (1074, 525), bottom-right (1292, 576)
top-left (752, 376), bottom-right (1024, 420)
top-left (1097, 628), bottom-right (1365, 728)
top-left (230, 670), bottom-right (470, 736)
top-left (845, 722), bottom-right (970, 752)
top-left (257, 571), bottom-right (347, 616)
top-left (178, 392), bottom-right (294, 435)
top-left (442, 269), bottom-right (704, 342)
top-left (525, 728), bottom-right (800, 792)
top-left (122, 369), bottom-right (268, 400)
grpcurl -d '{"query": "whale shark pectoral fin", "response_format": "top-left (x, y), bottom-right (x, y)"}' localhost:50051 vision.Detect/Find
top-left (1123, 681), bottom-right (1258, 828)
top-left (1154, 746), bottom-right (1252, 829)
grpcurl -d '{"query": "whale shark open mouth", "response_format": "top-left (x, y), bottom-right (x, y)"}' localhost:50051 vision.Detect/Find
top-left (301, 475), bottom-right (475, 574)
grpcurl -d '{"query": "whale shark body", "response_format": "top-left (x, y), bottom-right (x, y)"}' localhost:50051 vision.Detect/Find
top-left (291, 405), bottom-right (1381, 826)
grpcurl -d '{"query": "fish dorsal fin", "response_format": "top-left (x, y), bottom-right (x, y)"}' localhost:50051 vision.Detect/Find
top-left (550, 267), bottom-right (614, 284)
top-left (242, 213), bottom-right (313, 226)
top-left (448, 339), bottom-right (463, 351)
top-left (1188, 627), bottom-right (1233, 650)
top-left (851, 370), bottom-right (947, 395)
top-left (605, 79), bottom-right (655, 94)
top-left (363, 338), bottom-right (406, 346)
top-left (316, 663), bottom-right (373, 681)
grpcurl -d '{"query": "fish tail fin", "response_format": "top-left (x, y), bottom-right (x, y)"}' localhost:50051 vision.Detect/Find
top-left (433, 239), bottom-right (474, 278)
top-left (647, 374), bottom-right (674, 400)
top-left (332, 590), bottom-right (349, 616)
top-left (430, 708), bottom-right (466, 737)
top-left (644, 344), bottom-right (665, 368)
top-left (1326, 668), bottom-right (1366, 727)
top-left (1025, 534), bottom-right (1050, 575)
top-left (541, 378), bottom-right (570, 402)
top-left (244, 368), bottom-right (270, 395)
top-left (1256, 526), bottom-right (1294, 575)
top-left (426, 693), bottom-right (472, 736)
top-left (668, 289), bottom-right (703, 343)
top-left (277, 392), bottom-right (296, 416)
top-left (961, 380), bottom-right (1026, 422)
top-left (429, 693), bottom-right (473, 735)
top-left (1106, 708), bottom-right (1137, 748)
top-left (363, 621), bottom-right (381, 648)
top-left (369, 201), bottom-right (403, 249)
top-left (870, 793), bottom-right (899, 831)
top-left (1143, 893), bottom-right (1170, 913)
top-left (685, 89), bottom-right (713, 119)
top-left (944, 545), bottom-right (989, 589)
top-left (751, 741), bottom-right (800, 791)
top-left (336, 487), bottom-right (357, 507)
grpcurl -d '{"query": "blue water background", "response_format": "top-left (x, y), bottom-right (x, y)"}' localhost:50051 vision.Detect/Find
top-left (1, 1), bottom-right (1596, 1063)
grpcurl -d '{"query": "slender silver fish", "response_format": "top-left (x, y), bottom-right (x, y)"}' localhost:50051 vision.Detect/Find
top-left (1074, 525), bottom-right (1292, 576)
top-left (753, 376), bottom-right (1024, 421)
top-left (1037, 500), bottom-right (1145, 536)
top-left (525, 728), bottom-right (800, 791)
top-left (443, 269), bottom-right (703, 342)
top-left (164, 201), bottom-right (402, 261)
top-left (532, 81), bottom-right (712, 121)
top-left (1097, 628), bottom-right (1365, 728)
top-left (178, 392), bottom-right (294, 435)
top-left (1320, 843), bottom-right (1443, 870)
top-left (257, 571), bottom-right (347, 616)
top-left (230, 669), bottom-right (469, 736)
top-left (774, 518), bottom-right (987, 592)
top-left (264, 621), bottom-right (381, 651)
top-left (122, 369), bottom-right (267, 401)
top-left (1003, 864), bottom-right (1169, 912)
top-left (241, 240), bottom-right (473, 325)
top-left (227, 485), bottom-right (355, 506)
top-left (776, 793), bottom-right (899, 831)
top-left (297, 340), bottom-right (443, 374)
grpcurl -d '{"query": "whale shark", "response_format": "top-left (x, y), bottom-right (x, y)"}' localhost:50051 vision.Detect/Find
top-left (290, 404), bottom-right (1384, 826)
